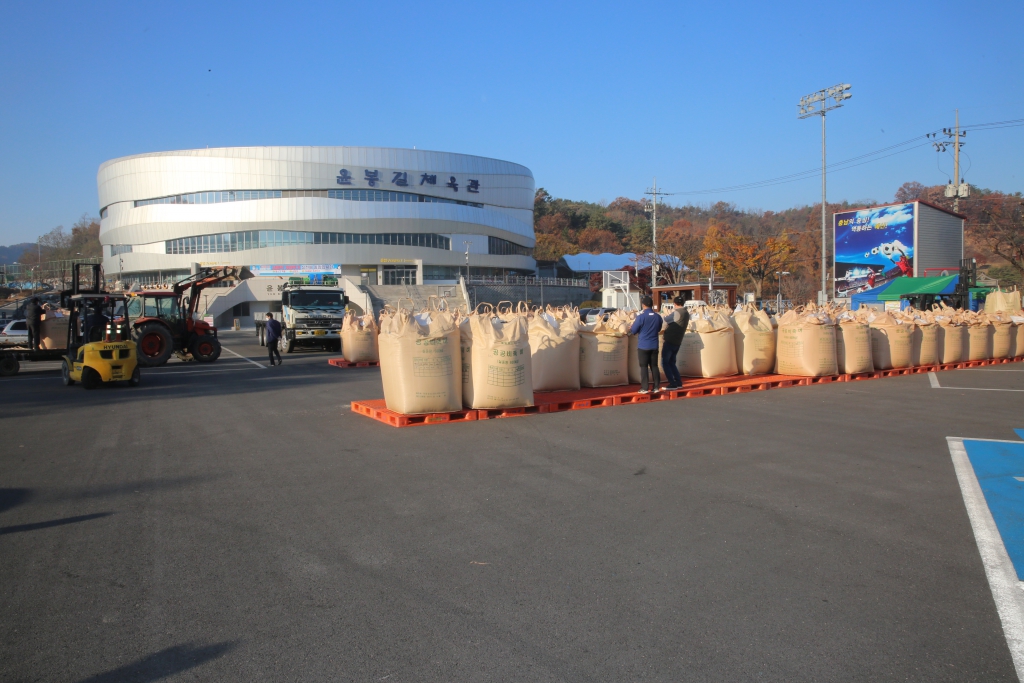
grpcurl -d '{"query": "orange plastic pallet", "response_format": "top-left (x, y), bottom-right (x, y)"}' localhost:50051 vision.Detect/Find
top-left (350, 355), bottom-right (1024, 428)
top-left (328, 358), bottom-right (380, 368)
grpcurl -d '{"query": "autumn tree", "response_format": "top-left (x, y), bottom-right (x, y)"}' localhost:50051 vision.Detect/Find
top-left (703, 223), bottom-right (795, 298)
top-left (977, 198), bottom-right (1024, 276)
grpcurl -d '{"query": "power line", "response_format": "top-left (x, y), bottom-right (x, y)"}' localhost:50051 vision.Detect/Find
top-left (671, 118), bottom-right (1024, 197)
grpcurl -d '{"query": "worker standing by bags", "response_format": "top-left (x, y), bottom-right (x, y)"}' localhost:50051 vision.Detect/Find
top-left (341, 310), bottom-right (379, 362)
top-left (628, 296), bottom-right (664, 393)
top-left (462, 303), bottom-right (533, 409)
top-left (379, 302), bottom-right (462, 414)
top-left (528, 306), bottom-right (582, 391)
top-left (661, 297), bottom-right (689, 390)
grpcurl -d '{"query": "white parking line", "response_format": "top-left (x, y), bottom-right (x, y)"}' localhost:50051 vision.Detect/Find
top-left (929, 372), bottom-right (1024, 392)
top-left (947, 437), bottom-right (1024, 680)
top-left (220, 345), bottom-right (267, 369)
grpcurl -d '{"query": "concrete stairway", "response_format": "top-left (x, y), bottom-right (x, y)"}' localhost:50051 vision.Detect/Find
top-left (361, 283), bottom-right (467, 317)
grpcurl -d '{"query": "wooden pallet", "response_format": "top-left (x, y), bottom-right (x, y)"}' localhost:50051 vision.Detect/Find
top-left (350, 355), bottom-right (1024, 428)
top-left (328, 358), bottom-right (380, 369)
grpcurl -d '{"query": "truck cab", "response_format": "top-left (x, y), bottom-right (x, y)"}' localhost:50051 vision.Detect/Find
top-left (278, 276), bottom-right (348, 353)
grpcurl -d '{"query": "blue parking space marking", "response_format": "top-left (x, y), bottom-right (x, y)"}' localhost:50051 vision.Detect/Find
top-left (1015, 429), bottom-right (1024, 441)
top-left (963, 438), bottom-right (1024, 580)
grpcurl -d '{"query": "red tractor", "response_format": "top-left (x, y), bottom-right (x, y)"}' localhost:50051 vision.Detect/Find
top-left (124, 267), bottom-right (238, 367)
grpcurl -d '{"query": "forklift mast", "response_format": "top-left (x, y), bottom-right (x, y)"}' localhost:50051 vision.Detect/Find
top-left (951, 258), bottom-right (977, 310)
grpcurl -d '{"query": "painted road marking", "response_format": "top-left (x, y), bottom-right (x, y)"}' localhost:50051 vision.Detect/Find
top-left (220, 345), bottom-right (267, 369)
top-left (930, 372), bottom-right (1024, 392)
top-left (948, 435), bottom-right (1024, 680)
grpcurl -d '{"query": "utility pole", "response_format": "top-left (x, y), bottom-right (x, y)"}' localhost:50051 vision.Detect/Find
top-left (799, 83), bottom-right (852, 304)
top-left (644, 178), bottom-right (671, 290)
top-left (930, 110), bottom-right (969, 213)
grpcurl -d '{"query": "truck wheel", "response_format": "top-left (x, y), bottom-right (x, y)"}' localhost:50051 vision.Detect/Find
top-left (280, 337), bottom-right (294, 354)
top-left (258, 325), bottom-right (265, 346)
top-left (134, 323), bottom-right (174, 367)
top-left (61, 358), bottom-right (75, 385)
top-left (0, 356), bottom-right (18, 377)
top-left (82, 367), bottom-right (101, 390)
top-left (128, 366), bottom-right (141, 386)
top-left (191, 335), bottom-right (221, 363)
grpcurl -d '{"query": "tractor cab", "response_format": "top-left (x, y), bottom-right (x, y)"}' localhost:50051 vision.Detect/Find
top-left (61, 293), bottom-right (140, 389)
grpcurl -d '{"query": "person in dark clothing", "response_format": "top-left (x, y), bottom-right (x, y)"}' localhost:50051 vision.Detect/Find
top-left (629, 295), bottom-right (664, 394)
top-left (265, 312), bottom-right (283, 366)
top-left (661, 296), bottom-right (690, 390)
top-left (24, 297), bottom-right (41, 350)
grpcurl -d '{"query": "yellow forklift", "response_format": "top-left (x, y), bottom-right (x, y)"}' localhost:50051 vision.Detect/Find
top-left (60, 264), bottom-right (140, 389)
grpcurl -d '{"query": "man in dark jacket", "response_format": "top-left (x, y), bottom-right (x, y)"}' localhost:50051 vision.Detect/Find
top-left (661, 297), bottom-right (690, 390)
top-left (23, 297), bottom-right (41, 350)
top-left (265, 313), bottom-right (283, 366)
top-left (629, 296), bottom-right (664, 394)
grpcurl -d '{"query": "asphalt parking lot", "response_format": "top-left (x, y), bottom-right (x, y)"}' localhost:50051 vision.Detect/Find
top-left (2, 329), bottom-right (1022, 681)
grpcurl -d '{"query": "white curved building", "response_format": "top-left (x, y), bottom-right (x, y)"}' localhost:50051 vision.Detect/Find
top-left (97, 146), bottom-right (536, 286)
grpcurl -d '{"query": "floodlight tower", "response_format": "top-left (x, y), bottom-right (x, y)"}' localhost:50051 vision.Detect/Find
top-left (798, 83), bottom-right (852, 303)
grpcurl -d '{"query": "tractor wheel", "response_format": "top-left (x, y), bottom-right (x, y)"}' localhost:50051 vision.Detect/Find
top-left (81, 367), bottom-right (101, 390)
top-left (128, 366), bottom-right (141, 386)
top-left (0, 355), bottom-right (19, 377)
top-left (191, 335), bottom-right (221, 363)
top-left (134, 323), bottom-right (174, 367)
top-left (61, 359), bottom-right (75, 386)
top-left (280, 336), bottom-right (294, 354)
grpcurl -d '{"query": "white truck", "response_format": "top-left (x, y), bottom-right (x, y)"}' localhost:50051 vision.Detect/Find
top-left (276, 277), bottom-right (349, 353)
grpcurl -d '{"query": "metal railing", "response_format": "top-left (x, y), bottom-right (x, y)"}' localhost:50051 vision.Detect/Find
top-left (466, 275), bottom-right (589, 287)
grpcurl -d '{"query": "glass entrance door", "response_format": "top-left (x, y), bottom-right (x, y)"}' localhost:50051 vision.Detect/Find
top-left (382, 266), bottom-right (416, 285)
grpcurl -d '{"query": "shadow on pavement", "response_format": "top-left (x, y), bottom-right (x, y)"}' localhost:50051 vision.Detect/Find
top-left (0, 511), bottom-right (113, 536)
top-left (73, 641), bottom-right (236, 683)
top-left (0, 487), bottom-right (33, 514)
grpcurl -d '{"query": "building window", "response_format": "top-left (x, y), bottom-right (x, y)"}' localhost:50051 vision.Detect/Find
top-left (231, 302), bottom-right (251, 317)
top-left (136, 188), bottom-right (483, 209)
top-left (488, 236), bottom-right (533, 257)
top-left (109, 244), bottom-right (133, 256)
top-left (164, 231), bottom-right (452, 255)
top-left (423, 265), bottom-right (463, 281)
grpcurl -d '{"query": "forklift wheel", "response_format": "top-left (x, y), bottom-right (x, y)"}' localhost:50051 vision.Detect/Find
top-left (81, 367), bottom-right (101, 390)
top-left (128, 366), bottom-right (141, 387)
top-left (61, 359), bottom-right (75, 386)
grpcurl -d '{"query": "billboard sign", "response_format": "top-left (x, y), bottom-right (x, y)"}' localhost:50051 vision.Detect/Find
top-left (249, 264), bottom-right (341, 277)
top-left (833, 203), bottom-right (915, 297)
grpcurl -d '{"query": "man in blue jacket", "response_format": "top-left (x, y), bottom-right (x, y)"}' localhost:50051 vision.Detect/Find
top-left (629, 296), bottom-right (664, 394)
top-left (265, 312), bottom-right (283, 366)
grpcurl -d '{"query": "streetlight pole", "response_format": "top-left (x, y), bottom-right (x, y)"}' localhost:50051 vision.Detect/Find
top-left (775, 270), bottom-right (790, 313)
top-left (463, 241), bottom-right (471, 283)
top-left (799, 83), bottom-right (851, 304)
top-left (704, 251), bottom-right (719, 296)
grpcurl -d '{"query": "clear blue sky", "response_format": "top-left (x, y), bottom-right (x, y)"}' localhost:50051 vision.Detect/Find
top-left (1, 0), bottom-right (1021, 245)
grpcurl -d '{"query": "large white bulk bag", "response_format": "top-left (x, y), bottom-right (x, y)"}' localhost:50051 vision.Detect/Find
top-left (379, 305), bottom-right (461, 414)
top-left (579, 316), bottom-right (629, 387)
top-left (989, 314), bottom-right (1014, 359)
top-left (933, 308), bottom-right (967, 363)
top-left (677, 309), bottom-right (738, 378)
top-left (835, 316), bottom-right (873, 374)
top-left (776, 307), bottom-right (837, 377)
top-left (865, 312), bottom-right (914, 370)
top-left (730, 305), bottom-right (776, 375)
top-left (341, 311), bottom-right (379, 362)
top-left (529, 307), bottom-right (582, 392)
top-left (965, 317), bottom-right (993, 361)
top-left (461, 307), bottom-right (533, 409)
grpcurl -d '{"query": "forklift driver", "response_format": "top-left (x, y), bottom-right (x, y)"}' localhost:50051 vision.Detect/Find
top-left (82, 302), bottom-right (108, 343)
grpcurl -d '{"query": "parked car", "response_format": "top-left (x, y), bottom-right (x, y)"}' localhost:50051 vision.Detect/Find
top-left (0, 319), bottom-right (28, 346)
top-left (584, 307), bottom-right (618, 324)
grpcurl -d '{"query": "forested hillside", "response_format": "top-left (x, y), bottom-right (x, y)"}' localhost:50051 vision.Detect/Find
top-left (535, 182), bottom-right (1024, 300)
